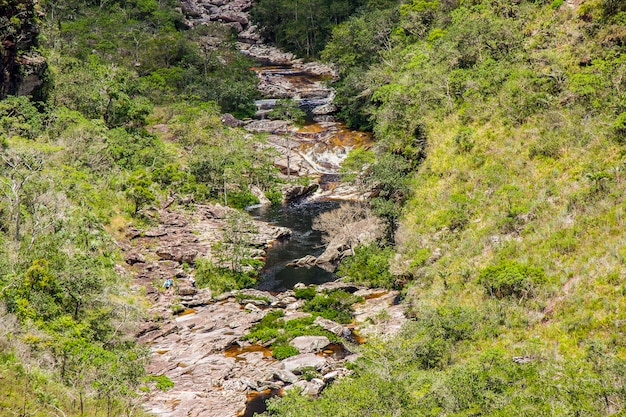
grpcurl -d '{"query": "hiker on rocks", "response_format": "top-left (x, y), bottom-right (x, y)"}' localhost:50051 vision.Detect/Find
top-left (189, 276), bottom-right (196, 288)
top-left (163, 277), bottom-right (174, 290)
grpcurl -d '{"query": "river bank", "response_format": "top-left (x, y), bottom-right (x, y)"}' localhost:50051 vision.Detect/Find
top-left (124, 203), bottom-right (406, 416)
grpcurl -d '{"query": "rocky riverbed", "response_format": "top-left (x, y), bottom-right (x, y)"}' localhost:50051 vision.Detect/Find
top-left (122, 204), bottom-right (406, 416)
top-left (127, 2), bottom-right (403, 415)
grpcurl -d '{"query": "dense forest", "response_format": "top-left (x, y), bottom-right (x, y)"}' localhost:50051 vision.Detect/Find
top-left (1, 0), bottom-right (626, 416)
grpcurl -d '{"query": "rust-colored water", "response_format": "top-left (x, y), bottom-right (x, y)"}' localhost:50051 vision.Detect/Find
top-left (224, 344), bottom-right (273, 358)
top-left (176, 308), bottom-right (196, 316)
top-left (238, 388), bottom-right (284, 417)
top-left (317, 343), bottom-right (351, 360)
top-left (364, 291), bottom-right (388, 300)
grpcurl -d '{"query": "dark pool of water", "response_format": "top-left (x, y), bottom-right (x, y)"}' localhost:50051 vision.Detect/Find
top-left (241, 388), bottom-right (283, 417)
top-left (248, 200), bottom-right (340, 291)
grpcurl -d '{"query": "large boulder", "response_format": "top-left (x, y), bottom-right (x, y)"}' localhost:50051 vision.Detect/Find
top-left (281, 353), bottom-right (327, 373)
top-left (282, 183), bottom-right (319, 203)
top-left (288, 378), bottom-right (325, 396)
top-left (289, 336), bottom-right (330, 354)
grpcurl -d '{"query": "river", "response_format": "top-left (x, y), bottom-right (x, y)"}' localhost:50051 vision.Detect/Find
top-left (247, 63), bottom-right (372, 291)
top-left (249, 199), bottom-right (340, 291)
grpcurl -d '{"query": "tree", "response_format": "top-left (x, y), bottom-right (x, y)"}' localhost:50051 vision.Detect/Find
top-left (0, 146), bottom-right (44, 242)
top-left (124, 170), bottom-right (156, 215)
top-left (216, 210), bottom-right (259, 273)
top-left (312, 202), bottom-right (384, 255)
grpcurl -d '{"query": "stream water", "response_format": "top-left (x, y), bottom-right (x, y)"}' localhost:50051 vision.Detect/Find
top-left (249, 199), bottom-right (340, 291)
top-left (248, 63), bottom-right (373, 292)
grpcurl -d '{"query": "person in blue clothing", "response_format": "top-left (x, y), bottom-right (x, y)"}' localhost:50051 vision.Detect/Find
top-left (163, 277), bottom-right (174, 290)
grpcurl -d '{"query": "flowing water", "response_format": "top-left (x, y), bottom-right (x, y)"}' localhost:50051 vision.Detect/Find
top-left (249, 199), bottom-right (340, 291)
top-left (248, 63), bottom-right (373, 292)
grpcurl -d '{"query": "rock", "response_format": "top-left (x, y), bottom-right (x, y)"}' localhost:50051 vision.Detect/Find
top-left (217, 11), bottom-right (248, 26)
top-left (178, 286), bottom-right (197, 296)
top-left (251, 185), bottom-right (271, 205)
top-left (281, 353), bottom-right (327, 373)
top-left (180, 0), bottom-right (204, 17)
top-left (289, 378), bottom-right (325, 396)
top-left (282, 183), bottom-right (319, 203)
top-left (244, 303), bottom-right (261, 312)
top-left (290, 336), bottom-right (330, 354)
top-left (124, 251), bottom-right (145, 265)
top-left (244, 119), bottom-right (295, 134)
top-left (274, 369), bottom-right (298, 383)
top-left (240, 299), bottom-right (268, 307)
top-left (155, 246), bottom-right (199, 263)
top-left (313, 316), bottom-right (348, 338)
top-left (144, 228), bottom-right (168, 237)
top-left (287, 255), bottom-right (317, 268)
top-left (283, 311), bottom-right (312, 321)
top-left (285, 299), bottom-right (306, 311)
top-left (221, 113), bottom-right (245, 127)
top-left (322, 370), bottom-right (340, 382)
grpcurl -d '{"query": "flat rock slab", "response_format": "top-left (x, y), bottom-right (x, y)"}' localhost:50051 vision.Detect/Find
top-left (290, 336), bottom-right (330, 354)
top-left (281, 353), bottom-right (328, 373)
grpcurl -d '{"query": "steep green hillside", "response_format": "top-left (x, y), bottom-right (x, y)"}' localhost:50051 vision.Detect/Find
top-left (1, 0), bottom-right (626, 415)
top-left (0, 1), bottom-right (280, 415)
top-left (264, 0), bottom-right (626, 415)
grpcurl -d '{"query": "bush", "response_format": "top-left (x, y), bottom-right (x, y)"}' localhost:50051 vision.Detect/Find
top-left (302, 290), bottom-right (363, 324)
top-left (294, 287), bottom-right (317, 300)
top-left (338, 244), bottom-right (395, 288)
top-left (146, 374), bottom-right (174, 391)
top-left (272, 344), bottom-right (299, 360)
top-left (478, 260), bottom-right (546, 299)
top-left (612, 112), bottom-right (626, 142)
top-left (194, 258), bottom-right (257, 295)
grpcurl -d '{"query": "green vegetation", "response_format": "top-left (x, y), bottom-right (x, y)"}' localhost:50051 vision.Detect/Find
top-left (337, 243), bottom-right (395, 288)
top-left (2, 0), bottom-right (626, 414)
top-left (302, 289), bottom-right (364, 324)
top-left (0, 0), bottom-right (281, 414)
top-left (251, 0), bottom-right (367, 56)
top-left (242, 310), bottom-right (340, 359)
top-left (260, 0), bottom-right (626, 415)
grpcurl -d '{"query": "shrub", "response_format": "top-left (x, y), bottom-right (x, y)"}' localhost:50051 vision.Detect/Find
top-left (478, 260), bottom-right (546, 299)
top-left (146, 374), bottom-right (174, 391)
top-left (272, 344), bottom-right (299, 360)
top-left (194, 258), bottom-right (257, 295)
top-left (338, 244), bottom-right (395, 288)
top-left (612, 112), bottom-right (626, 142)
top-left (265, 188), bottom-right (283, 205)
top-left (294, 287), bottom-right (317, 300)
top-left (453, 127), bottom-right (475, 153)
top-left (302, 290), bottom-right (363, 324)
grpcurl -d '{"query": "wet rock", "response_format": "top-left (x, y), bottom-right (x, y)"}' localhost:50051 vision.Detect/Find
top-left (282, 183), bottom-right (319, 203)
top-left (281, 353), bottom-right (327, 373)
top-left (287, 255), bottom-right (317, 268)
top-left (290, 336), bottom-right (330, 354)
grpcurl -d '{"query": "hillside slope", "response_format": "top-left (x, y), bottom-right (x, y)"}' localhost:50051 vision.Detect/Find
top-left (264, 0), bottom-right (626, 415)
